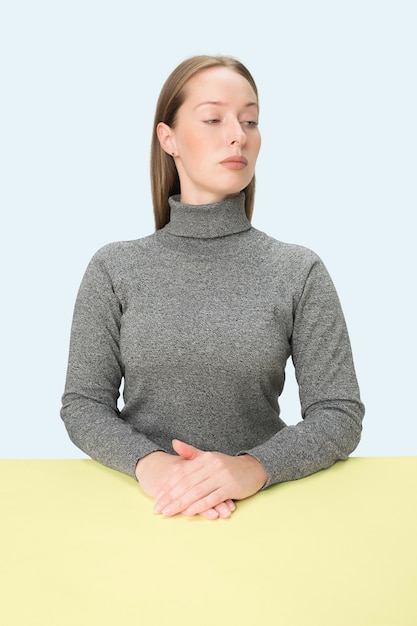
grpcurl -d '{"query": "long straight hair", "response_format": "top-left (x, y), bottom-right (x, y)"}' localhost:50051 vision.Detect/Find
top-left (150, 55), bottom-right (258, 230)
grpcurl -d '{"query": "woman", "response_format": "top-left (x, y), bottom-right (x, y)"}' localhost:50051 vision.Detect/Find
top-left (61, 55), bottom-right (364, 520)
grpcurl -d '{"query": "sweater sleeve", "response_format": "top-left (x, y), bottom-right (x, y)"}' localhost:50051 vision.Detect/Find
top-left (60, 248), bottom-right (165, 478)
top-left (244, 254), bottom-right (365, 487)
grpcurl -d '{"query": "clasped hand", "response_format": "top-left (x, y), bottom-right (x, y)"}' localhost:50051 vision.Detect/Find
top-left (135, 439), bottom-right (268, 520)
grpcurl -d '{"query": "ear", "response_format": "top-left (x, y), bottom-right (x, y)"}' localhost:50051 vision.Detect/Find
top-left (157, 122), bottom-right (177, 156)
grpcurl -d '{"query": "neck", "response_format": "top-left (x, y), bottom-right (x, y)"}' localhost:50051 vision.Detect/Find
top-left (162, 192), bottom-right (251, 239)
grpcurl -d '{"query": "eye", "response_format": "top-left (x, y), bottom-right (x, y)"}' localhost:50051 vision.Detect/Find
top-left (204, 119), bottom-right (221, 124)
top-left (242, 120), bottom-right (259, 128)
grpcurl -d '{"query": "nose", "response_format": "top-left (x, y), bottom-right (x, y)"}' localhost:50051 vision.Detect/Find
top-left (226, 119), bottom-right (246, 147)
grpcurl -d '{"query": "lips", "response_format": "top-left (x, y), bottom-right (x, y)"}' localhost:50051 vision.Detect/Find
top-left (220, 155), bottom-right (248, 170)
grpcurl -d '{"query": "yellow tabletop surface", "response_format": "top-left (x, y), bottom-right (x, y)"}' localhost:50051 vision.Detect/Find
top-left (1, 457), bottom-right (416, 626)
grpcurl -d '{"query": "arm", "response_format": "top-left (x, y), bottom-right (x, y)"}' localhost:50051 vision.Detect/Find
top-left (61, 248), bottom-right (164, 477)
top-left (244, 255), bottom-right (365, 487)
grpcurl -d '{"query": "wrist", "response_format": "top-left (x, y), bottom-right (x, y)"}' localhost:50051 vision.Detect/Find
top-left (240, 454), bottom-right (268, 490)
top-left (135, 451), bottom-right (166, 481)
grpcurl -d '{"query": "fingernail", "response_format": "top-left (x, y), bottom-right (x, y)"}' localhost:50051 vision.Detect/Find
top-left (162, 505), bottom-right (175, 516)
top-left (185, 506), bottom-right (196, 516)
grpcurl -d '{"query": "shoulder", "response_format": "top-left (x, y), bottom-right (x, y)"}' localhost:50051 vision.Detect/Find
top-left (248, 227), bottom-right (334, 300)
top-left (93, 233), bottom-right (156, 259)
top-left (251, 227), bottom-right (323, 270)
top-left (87, 233), bottom-right (157, 272)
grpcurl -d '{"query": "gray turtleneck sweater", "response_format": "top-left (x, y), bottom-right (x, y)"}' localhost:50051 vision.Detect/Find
top-left (61, 193), bottom-right (364, 487)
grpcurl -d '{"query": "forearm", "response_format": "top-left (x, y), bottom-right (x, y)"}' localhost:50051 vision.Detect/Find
top-left (61, 395), bottom-right (166, 477)
top-left (244, 399), bottom-right (363, 488)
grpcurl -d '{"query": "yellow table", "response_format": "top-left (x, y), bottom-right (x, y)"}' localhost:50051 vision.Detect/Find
top-left (1, 457), bottom-right (416, 626)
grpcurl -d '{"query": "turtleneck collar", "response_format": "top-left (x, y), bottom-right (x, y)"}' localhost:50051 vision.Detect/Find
top-left (162, 192), bottom-right (251, 239)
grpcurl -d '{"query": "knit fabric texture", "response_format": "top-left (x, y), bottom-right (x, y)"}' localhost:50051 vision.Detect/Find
top-left (61, 193), bottom-right (364, 487)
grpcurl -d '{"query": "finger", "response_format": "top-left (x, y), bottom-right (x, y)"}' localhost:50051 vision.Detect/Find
top-left (171, 439), bottom-right (202, 460)
top-left (198, 508), bottom-right (219, 520)
top-left (212, 502), bottom-right (233, 519)
top-left (194, 500), bottom-right (235, 520)
top-left (180, 488), bottom-right (227, 518)
top-left (155, 475), bottom-right (218, 516)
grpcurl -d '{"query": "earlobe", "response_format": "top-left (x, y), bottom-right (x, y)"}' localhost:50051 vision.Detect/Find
top-left (157, 122), bottom-right (176, 156)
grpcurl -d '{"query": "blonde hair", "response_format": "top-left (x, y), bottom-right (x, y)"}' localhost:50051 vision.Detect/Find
top-left (150, 55), bottom-right (258, 230)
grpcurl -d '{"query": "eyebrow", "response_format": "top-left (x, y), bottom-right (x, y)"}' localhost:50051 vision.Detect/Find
top-left (194, 100), bottom-right (258, 110)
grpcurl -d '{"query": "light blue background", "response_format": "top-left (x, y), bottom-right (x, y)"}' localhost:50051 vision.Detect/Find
top-left (1, 1), bottom-right (415, 458)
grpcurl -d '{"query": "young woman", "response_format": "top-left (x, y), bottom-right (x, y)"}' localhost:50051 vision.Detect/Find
top-left (61, 55), bottom-right (364, 520)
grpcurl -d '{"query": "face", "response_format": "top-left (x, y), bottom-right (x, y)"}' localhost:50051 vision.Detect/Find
top-left (158, 66), bottom-right (261, 205)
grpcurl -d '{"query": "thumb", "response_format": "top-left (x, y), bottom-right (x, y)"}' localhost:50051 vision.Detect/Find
top-left (172, 439), bottom-right (202, 460)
